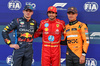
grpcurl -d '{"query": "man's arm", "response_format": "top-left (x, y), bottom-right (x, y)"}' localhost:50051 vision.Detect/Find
top-left (60, 37), bottom-right (67, 45)
top-left (79, 23), bottom-right (89, 64)
top-left (34, 20), bottom-right (43, 38)
top-left (2, 19), bottom-right (20, 49)
top-left (2, 19), bottom-right (18, 45)
top-left (60, 25), bottom-right (67, 45)
top-left (34, 20), bottom-right (37, 32)
top-left (81, 24), bottom-right (89, 56)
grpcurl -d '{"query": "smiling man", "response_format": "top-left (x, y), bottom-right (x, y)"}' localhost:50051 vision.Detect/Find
top-left (2, 5), bottom-right (37, 66)
top-left (60, 7), bottom-right (89, 66)
top-left (34, 6), bottom-right (65, 66)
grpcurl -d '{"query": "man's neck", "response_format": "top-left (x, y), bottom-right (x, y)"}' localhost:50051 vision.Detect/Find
top-left (69, 20), bottom-right (78, 25)
top-left (69, 18), bottom-right (77, 22)
top-left (49, 18), bottom-right (56, 21)
top-left (69, 20), bottom-right (75, 22)
top-left (24, 16), bottom-right (31, 21)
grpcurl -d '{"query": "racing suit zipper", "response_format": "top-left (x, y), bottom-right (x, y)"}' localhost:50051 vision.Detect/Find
top-left (25, 21), bottom-right (29, 49)
top-left (50, 22), bottom-right (52, 61)
top-left (50, 23), bottom-right (52, 44)
top-left (26, 21), bottom-right (28, 42)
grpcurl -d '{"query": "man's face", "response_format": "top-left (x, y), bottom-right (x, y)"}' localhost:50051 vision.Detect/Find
top-left (47, 11), bottom-right (57, 21)
top-left (67, 12), bottom-right (78, 21)
top-left (23, 9), bottom-right (33, 18)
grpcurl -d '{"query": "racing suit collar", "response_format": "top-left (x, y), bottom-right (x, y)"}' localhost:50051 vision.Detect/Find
top-left (69, 20), bottom-right (78, 25)
top-left (23, 17), bottom-right (32, 22)
top-left (49, 19), bottom-right (56, 23)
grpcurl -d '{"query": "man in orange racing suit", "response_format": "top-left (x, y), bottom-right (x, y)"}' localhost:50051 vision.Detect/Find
top-left (60, 7), bottom-right (89, 66)
top-left (34, 6), bottom-right (65, 66)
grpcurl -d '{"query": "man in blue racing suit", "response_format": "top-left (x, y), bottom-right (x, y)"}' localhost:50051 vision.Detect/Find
top-left (2, 5), bottom-right (37, 66)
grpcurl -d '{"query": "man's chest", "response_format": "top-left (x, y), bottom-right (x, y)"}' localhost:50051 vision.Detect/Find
top-left (17, 20), bottom-right (35, 33)
top-left (65, 24), bottom-right (81, 35)
top-left (43, 22), bottom-right (63, 35)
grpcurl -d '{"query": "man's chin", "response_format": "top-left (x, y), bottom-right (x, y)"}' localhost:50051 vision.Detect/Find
top-left (69, 19), bottom-right (73, 21)
top-left (50, 18), bottom-right (55, 20)
top-left (49, 17), bottom-right (56, 20)
top-left (26, 16), bottom-right (30, 18)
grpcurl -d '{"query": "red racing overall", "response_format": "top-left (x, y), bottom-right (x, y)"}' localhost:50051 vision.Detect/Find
top-left (34, 18), bottom-right (65, 66)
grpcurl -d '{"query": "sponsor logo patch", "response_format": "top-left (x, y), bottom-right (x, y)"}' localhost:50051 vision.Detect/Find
top-left (45, 28), bottom-right (49, 31)
top-left (30, 23), bottom-right (34, 25)
top-left (44, 23), bottom-right (49, 27)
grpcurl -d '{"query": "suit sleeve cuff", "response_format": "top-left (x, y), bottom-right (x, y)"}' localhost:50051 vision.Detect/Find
top-left (8, 42), bottom-right (12, 45)
top-left (82, 53), bottom-right (86, 56)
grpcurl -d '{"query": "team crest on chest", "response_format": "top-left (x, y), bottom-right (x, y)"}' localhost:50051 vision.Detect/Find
top-left (56, 24), bottom-right (59, 27)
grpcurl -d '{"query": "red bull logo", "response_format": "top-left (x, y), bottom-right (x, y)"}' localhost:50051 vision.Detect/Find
top-left (18, 38), bottom-right (33, 42)
top-left (20, 32), bottom-right (32, 38)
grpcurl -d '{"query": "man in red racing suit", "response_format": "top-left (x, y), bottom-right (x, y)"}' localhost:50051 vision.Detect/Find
top-left (34, 6), bottom-right (65, 66)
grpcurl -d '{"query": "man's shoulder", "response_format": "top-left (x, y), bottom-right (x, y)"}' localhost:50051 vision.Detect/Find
top-left (31, 19), bottom-right (36, 24)
top-left (65, 24), bottom-right (69, 27)
top-left (17, 17), bottom-right (23, 20)
top-left (78, 21), bottom-right (86, 25)
top-left (40, 18), bottom-right (49, 24)
top-left (77, 21), bottom-right (87, 27)
top-left (11, 18), bottom-right (19, 23)
top-left (12, 18), bottom-right (19, 21)
top-left (56, 19), bottom-right (65, 26)
top-left (56, 19), bottom-right (65, 23)
top-left (14, 17), bottom-right (22, 21)
top-left (12, 17), bottom-right (22, 23)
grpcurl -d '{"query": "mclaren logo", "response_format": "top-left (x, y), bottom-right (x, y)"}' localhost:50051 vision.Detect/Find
top-left (53, 3), bottom-right (67, 10)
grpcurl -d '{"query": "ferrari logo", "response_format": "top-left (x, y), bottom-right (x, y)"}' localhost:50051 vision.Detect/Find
top-left (56, 24), bottom-right (59, 27)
